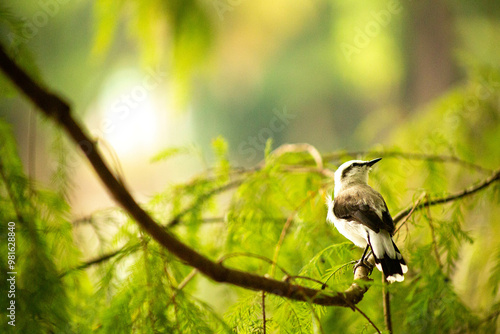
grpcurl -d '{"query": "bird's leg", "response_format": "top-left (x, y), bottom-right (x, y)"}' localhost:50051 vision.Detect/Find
top-left (353, 245), bottom-right (373, 274)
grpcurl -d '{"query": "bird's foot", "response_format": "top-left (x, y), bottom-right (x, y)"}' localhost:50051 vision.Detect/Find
top-left (353, 259), bottom-right (373, 275)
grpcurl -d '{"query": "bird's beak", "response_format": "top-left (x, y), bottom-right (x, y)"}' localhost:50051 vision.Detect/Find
top-left (366, 158), bottom-right (382, 167)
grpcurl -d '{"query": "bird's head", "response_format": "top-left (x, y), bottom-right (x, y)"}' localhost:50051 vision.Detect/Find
top-left (334, 158), bottom-right (382, 193)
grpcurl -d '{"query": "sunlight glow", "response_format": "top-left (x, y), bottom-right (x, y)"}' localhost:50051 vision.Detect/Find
top-left (97, 69), bottom-right (164, 156)
top-left (104, 97), bottom-right (158, 155)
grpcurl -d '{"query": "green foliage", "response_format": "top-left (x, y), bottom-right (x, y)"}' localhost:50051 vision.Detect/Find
top-left (225, 293), bottom-right (264, 333)
top-left (404, 266), bottom-right (479, 333)
top-left (0, 120), bottom-right (86, 332)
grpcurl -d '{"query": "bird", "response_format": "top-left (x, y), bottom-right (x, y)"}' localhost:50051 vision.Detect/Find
top-left (326, 158), bottom-right (407, 283)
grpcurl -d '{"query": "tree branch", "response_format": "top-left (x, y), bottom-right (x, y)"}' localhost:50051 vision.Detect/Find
top-left (393, 168), bottom-right (500, 224)
top-left (0, 45), bottom-right (369, 308)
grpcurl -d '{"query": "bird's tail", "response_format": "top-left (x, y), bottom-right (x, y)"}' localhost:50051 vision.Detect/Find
top-left (368, 230), bottom-right (407, 283)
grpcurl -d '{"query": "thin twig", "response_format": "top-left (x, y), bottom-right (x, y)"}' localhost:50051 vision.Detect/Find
top-left (382, 276), bottom-right (392, 334)
top-left (167, 178), bottom-right (244, 228)
top-left (73, 249), bottom-right (122, 270)
top-left (262, 291), bottom-right (267, 334)
top-left (342, 295), bottom-right (382, 334)
top-left (321, 261), bottom-right (357, 289)
top-left (271, 190), bottom-right (318, 277)
top-left (425, 196), bottom-right (443, 269)
top-left (218, 252), bottom-right (292, 278)
top-left (480, 309), bottom-right (500, 325)
top-left (60, 244), bottom-right (140, 277)
top-left (285, 276), bottom-right (328, 287)
top-left (177, 269), bottom-right (198, 291)
top-left (167, 268), bottom-right (199, 303)
top-left (353, 304), bottom-right (382, 334)
top-left (271, 216), bottom-right (295, 277)
top-left (393, 192), bottom-right (426, 235)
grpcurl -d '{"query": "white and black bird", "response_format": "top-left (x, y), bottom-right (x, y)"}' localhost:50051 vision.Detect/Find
top-left (326, 158), bottom-right (407, 283)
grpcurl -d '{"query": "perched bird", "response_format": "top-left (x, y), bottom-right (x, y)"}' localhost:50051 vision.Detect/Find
top-left (326, 158), bottom-right (407, 283)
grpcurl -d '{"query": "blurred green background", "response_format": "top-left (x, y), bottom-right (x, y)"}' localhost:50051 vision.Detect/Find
top-left (1, 0), bottom-right (499, 186)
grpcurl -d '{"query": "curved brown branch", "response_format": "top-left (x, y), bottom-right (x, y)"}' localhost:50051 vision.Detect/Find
top-left (393, 168), bottom-right (500, 224)
top-left (268, 143), bottom-right (324, 170)
top-left (0, 45), bottom-right (370, 307)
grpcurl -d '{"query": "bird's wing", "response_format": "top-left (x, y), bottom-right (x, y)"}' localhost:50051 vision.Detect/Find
top-left (333, 188), bottom-right (395, 234)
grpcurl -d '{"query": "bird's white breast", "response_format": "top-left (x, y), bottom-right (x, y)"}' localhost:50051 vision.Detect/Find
top-left (326, 196), bottom-right (369, 248)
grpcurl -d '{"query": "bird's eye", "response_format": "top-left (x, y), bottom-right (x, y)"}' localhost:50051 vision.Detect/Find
top-left (341, 165), bottom-right (354, 178)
